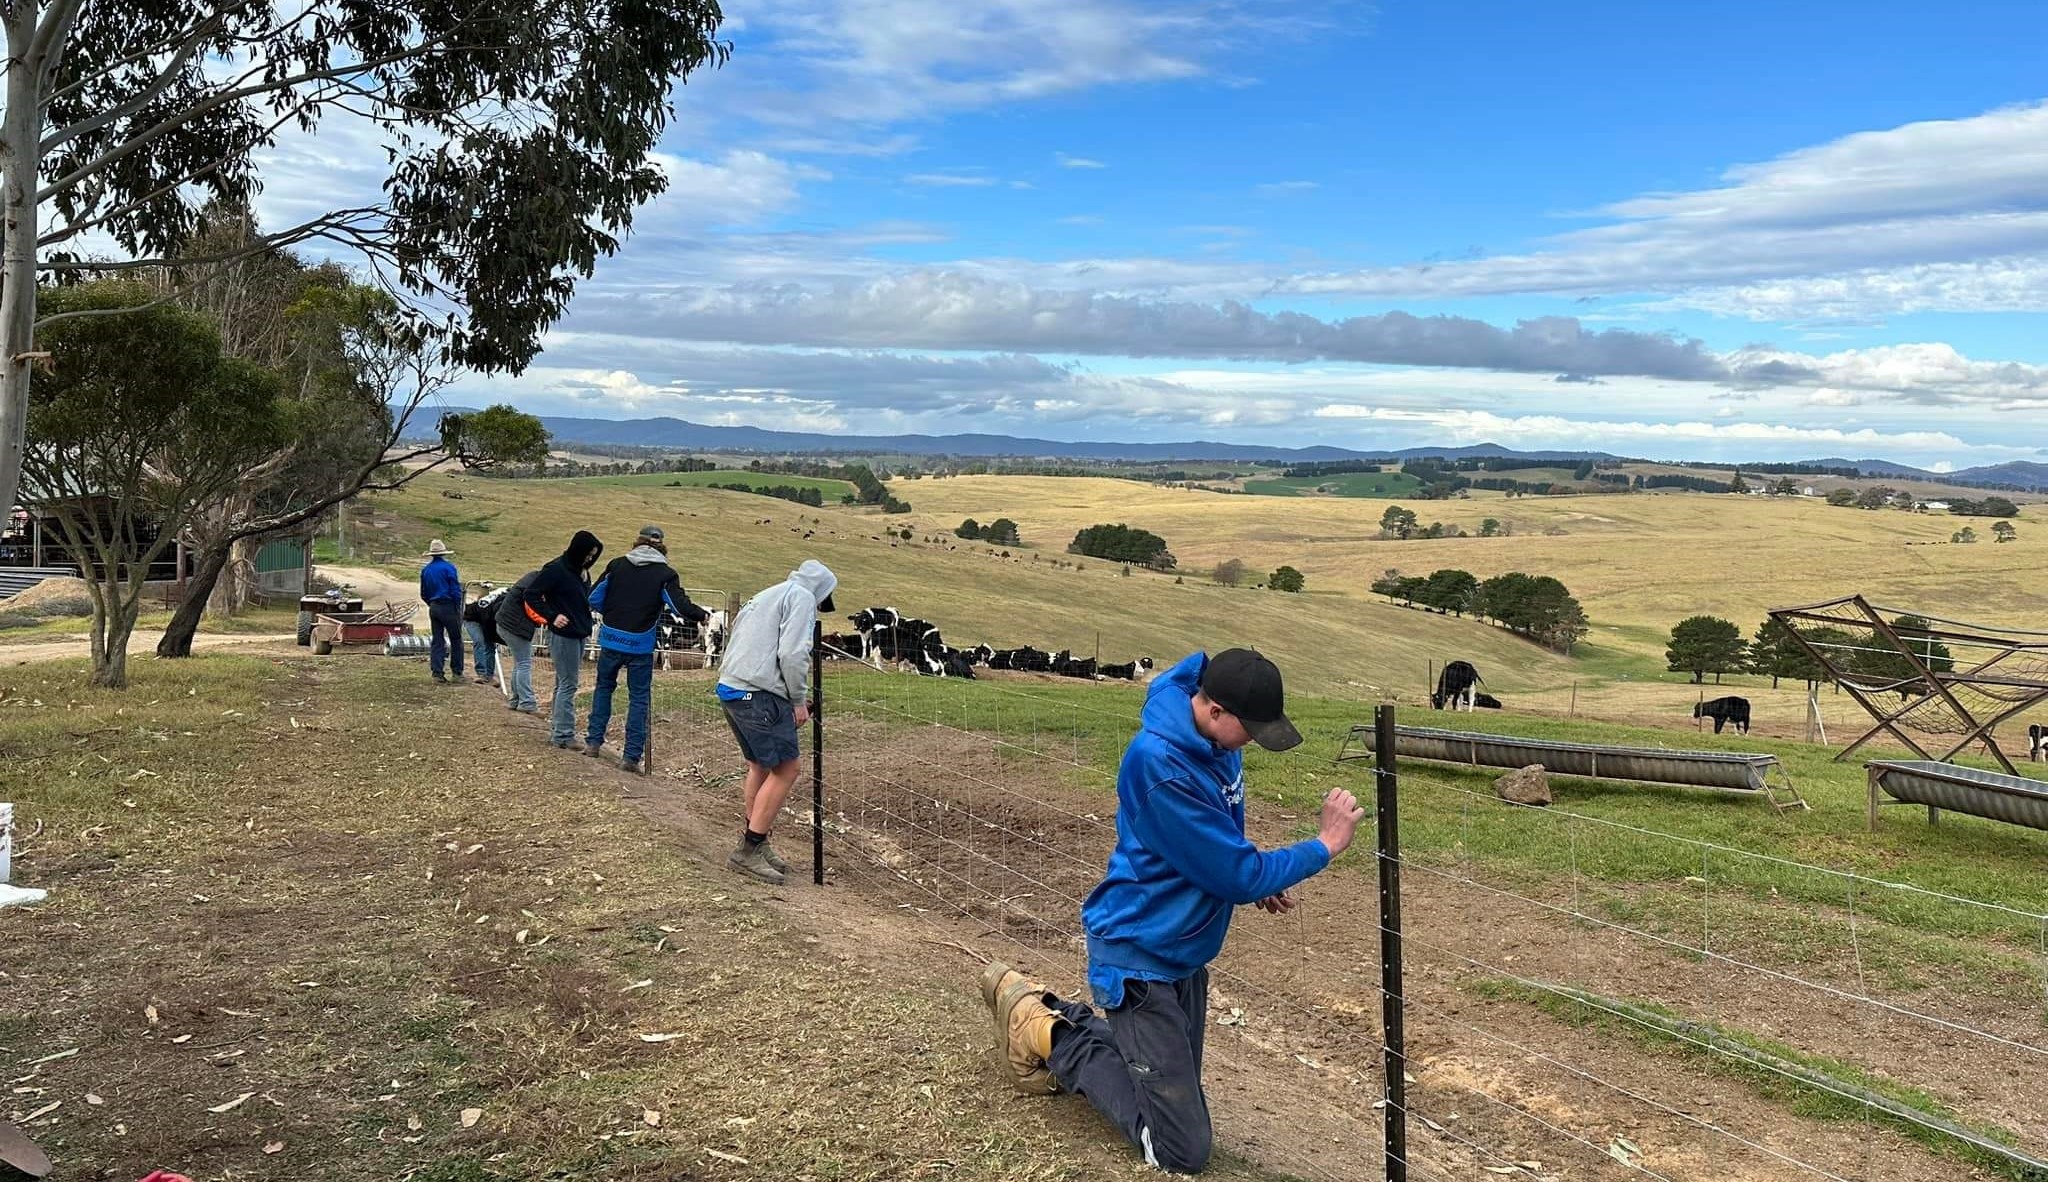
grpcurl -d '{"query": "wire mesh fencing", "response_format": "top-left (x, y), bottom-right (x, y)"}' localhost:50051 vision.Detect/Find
top-left (651, 647), bottom-right (2048, 1182)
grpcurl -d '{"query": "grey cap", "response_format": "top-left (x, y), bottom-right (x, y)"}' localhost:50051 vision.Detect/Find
top-left (638, 525), bottom-right (665, 543)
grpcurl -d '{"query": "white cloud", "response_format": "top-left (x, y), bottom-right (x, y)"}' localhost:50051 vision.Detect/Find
top-left (638, 150), bottom-right (819, 231)
top-left (1254, 180), bottom-right (1319, 196)
top-left (904, 172), bottom-right (998, 187)
top-left (1056, 152), bottom-right (1108, 169)
top-left (1278, 101), bottom-right (2048, 318)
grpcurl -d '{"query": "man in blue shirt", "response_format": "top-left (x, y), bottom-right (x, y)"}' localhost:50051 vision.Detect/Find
top-left (982, 648), bottom-right (1365, 1174)
top-left (418, 539), bottom-right (464, 684)
top-left (584, 526), bottom-right (706, 774)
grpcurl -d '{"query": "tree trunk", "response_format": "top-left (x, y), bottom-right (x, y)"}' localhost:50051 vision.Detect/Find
top-left (0, 9), bottom-right (43, 522)
top-left (157, 542), bottom-right (234, 657)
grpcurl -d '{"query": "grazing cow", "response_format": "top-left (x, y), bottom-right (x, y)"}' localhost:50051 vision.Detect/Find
top-left (1432, 660), bottom-right (1483, 711)
top-left (820, 632), bottom-right (868, 660)
top-left (1098, 657), bottom-right (1156, 682)
top-left (1694, 695), bottom-right (1751, 734)
top-left (2028, 723), bottom-right (2047, 762)
top-left (1473, 692), bottom-right (1503, 709)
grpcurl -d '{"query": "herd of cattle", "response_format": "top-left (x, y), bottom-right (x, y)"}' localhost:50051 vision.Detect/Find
top-left (821, 607), bottom-right (1156, 682)
top-left (659, 608), bottom-right (2048, 752)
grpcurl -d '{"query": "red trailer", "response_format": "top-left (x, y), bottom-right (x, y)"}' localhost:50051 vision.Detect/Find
top-left (310, 604), bottom-right (416, 655)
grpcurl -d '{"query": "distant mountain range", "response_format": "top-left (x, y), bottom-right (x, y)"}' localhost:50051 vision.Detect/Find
top-left (528, 414), bottom-right (1617, 464)
top-left (1793, 458), bottom-right (2048, 492)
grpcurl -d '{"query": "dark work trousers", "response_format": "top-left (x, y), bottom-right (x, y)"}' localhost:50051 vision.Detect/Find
top-left (427, 599), bottom-right (464, 678)
top-left (1045, 969), bottom-right (1212, 1174)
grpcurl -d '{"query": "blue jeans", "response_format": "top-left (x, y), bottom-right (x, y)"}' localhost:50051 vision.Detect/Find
top-left (505, 634), bottom-right (537, 710)
top-left (428, 600), bottom-right (464, 678)
top-left (586, 647), bottom-right (654, 761)
top-left (464, 621), bottom-right (497, 678)
top-left (547, 631), bottom-right (584, 744)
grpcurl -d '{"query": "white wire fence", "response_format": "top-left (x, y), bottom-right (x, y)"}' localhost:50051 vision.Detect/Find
top-left (651, 647), bottom-right (2048, 1182)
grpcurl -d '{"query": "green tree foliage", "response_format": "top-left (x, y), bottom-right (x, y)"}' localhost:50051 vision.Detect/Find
top-left (1419, 569), bottom-right (1479, 616)
top-left (1479, 517), bottom-right (1501, 537)
top-left (1268, 566), bottom-right (1306, 593)
top-left (1729, 471), bottom-right (1749, 494)
top-left (717, 482), bottom-right (823, 507)
top-left (1573, 460), bottom-right (1596, 481)
top-left (1379, 504), bottom-right (1419, 539)
top-left (1748, 618), bottom-right (1829, 689)
top-left (1852, 615), bottom-right (1954, 686)
top-left (1665, 615), bottom-right (1747, 684)
top-left (23, 283), bottom-right (284, 687)
top-left (1994, 521), bottom-right (2018, 543)
top-left (1953, 526), bottom-right (1978, 544)
top-left (956, 518), bottom-right (980, 539)
top-left (0, 0), bottom-right (730, 522)
top-left (1212, 558), bottom-right (1248, 587)
top-left (1826, 488), bottom-right (1859, 507)
top-left (1855, 485), bottom-right (1893, 510)
top-left (1949, 496), bottom-right (2020, 518)
top-left (954, 517), bottom-right (1023, 545)
top-left (1069, 523), bottom-right (1175, 570)
top-left (1474, 572), bottom-right (1589, 652)
top-left (1770, 477), bottom-right (1800, 496)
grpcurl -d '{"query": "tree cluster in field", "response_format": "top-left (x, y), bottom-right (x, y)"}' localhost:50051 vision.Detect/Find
top-left (955, 518), bottom-right (1024, 546)
top-left (1378, 505), bottom-right (1465, 539)
top-left (1670, 614), bottom-right (1956, 687)
top-left (1208, 557), bottom-right (1306, 592)
top-left (1069, 523), bottom-right (1176, 570)
top-left (1946, 496), bottom-right (2020, 518)
top-left (493, 455), bottom-right (717, 479)
top-left (1372, 568), bottom-right (1589, 652)
top-left (1638, 473), bottom-right (1736, 493)
top-left (700, 482), bottom-right (826, 507)
top-left (1281, 459), bottom-right (1399, 477)
top-left (829, 463), bottom-right (912, 514)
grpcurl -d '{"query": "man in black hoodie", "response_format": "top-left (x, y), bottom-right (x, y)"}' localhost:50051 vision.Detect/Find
top-left (524, 530), bottom-right (605, 748)
top-left (585, 525), bottom-right (706, 774)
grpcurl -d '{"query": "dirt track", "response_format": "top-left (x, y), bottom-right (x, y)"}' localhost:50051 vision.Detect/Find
top-left (0, 630), bottom-right (293, 666)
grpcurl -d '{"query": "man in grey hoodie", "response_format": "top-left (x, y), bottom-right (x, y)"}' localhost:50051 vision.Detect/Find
top-left (714, 559), bottom-right (837, 886)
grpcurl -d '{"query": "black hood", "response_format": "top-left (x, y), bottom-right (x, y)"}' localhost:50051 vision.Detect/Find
top-left (563, 530), bottom-right (604, 571)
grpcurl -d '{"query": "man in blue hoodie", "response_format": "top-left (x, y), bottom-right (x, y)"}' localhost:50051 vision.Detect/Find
top-left (584, 525), bottom-right (707, 774)
top-left (418, 539), bottom-right (464, 683)
top-left (982, 648), bottom-right (1365, 1175)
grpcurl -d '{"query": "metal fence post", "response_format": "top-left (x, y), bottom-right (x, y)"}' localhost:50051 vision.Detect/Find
top-left (811, 619), bottom-right (825, 886)
top-left (1375, 702), bottom-right (1407, 1182)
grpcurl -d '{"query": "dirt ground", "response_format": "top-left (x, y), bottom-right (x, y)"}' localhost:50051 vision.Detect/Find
top-left (0, 630), bottom-right (294, 666)
top-left (6, 648), bottom-right (2040, 1181)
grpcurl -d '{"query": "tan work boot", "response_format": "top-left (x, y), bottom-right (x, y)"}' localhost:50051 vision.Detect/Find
top-left (981, 961), bottom-right (1058, 1095)
top-left (727, 839), bottom-right (786, 886)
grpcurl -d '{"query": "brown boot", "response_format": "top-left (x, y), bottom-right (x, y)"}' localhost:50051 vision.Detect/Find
top-left (981, 961), bottom-right (1058, 1095)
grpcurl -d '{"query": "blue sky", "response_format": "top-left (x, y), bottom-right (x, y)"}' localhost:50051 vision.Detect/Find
top-left (357, 0), bottom-right (2048, 466)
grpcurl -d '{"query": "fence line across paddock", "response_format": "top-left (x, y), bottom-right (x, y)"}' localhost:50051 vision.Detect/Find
top-left (649, 649), bottom-right (2048, 1182)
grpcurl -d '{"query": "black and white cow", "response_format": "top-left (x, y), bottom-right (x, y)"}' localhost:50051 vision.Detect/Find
top-left (2028, 723), bottom-right (2047, 762)
top-left (1694, 696), bottom-right (1751, 734)
top-left (1432, 660), bottom-right (1483, 711)
top-left (1099, 657), bottom-right (1155, 682)
top-left (820, 632), bottom-right (868, 660)
top-left (990, 645), bottom-right (1053, 672)
top-left (938, 645), bottom-right (979, 679)
top-left (1052, 651), bottom-right (1098, 680)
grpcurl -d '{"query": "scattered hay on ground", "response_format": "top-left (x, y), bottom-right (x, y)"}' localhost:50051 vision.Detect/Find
top-left (0, 577), bottom-right (93, 617)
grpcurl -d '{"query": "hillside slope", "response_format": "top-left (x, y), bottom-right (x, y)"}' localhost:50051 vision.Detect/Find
top-left (358, 472), bottom-right (1575, 698)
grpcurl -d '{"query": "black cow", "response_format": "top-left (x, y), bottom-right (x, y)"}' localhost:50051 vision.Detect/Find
top-left (1432, 660), bottom-right (1482, 711)
top-left (1694, 696), bottom-right (1751, 734)
top-left (938, 646), bottom-right (979, 679)
top-left (820, 632), bottom-right (868, 660)
top-left (1473, 692), bottom-right (1503, 709)
top-left (2028, 723), bottom-right (2047, 762)
top-left (1052, 651), bottom-right (1098, 679)
top-left (1098, 657), bottom-right (1156, 682)
top-left (990, 645), bottom-right (1052, 672)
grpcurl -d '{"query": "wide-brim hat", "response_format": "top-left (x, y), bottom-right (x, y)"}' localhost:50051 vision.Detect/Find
top-left (1, 1118), bottom-right (52, 1177)
top-left (424, 539), bottom-right (453, 557)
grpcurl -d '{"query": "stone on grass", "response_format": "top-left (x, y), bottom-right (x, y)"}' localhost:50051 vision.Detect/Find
top-left (1495, 764), bottom-right (1551, 807)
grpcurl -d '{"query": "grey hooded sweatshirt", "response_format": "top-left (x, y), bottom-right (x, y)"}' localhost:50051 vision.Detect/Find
top-left (717, 560), bottom-right (838, 705)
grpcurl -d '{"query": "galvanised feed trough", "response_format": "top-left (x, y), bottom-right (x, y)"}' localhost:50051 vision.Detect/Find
top-left (1339, 724), bottom-right (1806, 810)
top-left (1865, 759), bottom-right (2048, 832)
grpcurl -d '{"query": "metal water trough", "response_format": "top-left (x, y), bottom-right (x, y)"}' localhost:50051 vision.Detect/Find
top-left (1865, 760), bottom-right (2048, 832)
top-left (1339, 724), bottom-right (1805, 810)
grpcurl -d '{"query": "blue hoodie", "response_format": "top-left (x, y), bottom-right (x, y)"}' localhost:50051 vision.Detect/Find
top-left (1081, 651), bottom-right (1330, 1007)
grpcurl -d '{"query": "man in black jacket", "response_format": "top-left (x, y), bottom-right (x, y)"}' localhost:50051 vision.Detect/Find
top-left (585, 525), bottom-right (706, 774)
top-left (524, 530), bottom-right (605, 748)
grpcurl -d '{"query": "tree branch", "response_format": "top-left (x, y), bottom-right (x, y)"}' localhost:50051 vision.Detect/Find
top-left (41, 11), bottom-right (225, 154)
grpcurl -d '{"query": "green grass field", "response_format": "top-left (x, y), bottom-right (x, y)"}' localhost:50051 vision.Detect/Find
top-left (1242, 470), bottom-right (1422, 498)
top-left (573, 470), bottom-right (857, 497)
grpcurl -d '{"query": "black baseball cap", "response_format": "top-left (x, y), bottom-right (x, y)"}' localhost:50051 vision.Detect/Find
top-left (1199, 648), bottom-right (1301, 752)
